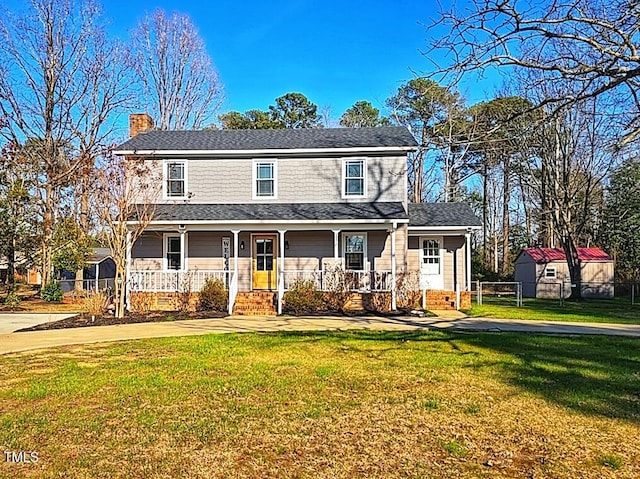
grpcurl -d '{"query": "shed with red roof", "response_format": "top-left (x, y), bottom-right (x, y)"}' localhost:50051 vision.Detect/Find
top-left (514, 247), bottom-right (614, 299)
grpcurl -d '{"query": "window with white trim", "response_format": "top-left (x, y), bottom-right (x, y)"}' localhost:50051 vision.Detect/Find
top-left (164, 160), bottom-right (187, 199)
top-left (422, 239), bottom-right (440, 274)
top-left (165, 235), bottom-right (182, 270)
top-left (545, 266), bottom-right (557, 279)
top-left (343, 233), bottom-right (367, 270)
top-left (253, 160), bottom-right (276, 198)
top-left (343, 159), bottom-right (366, 197)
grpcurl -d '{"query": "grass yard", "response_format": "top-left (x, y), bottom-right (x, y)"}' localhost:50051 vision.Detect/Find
top-left (1, 331), bottom-right (639, 478)
top-left (466, 297), bottom-right (640, 324)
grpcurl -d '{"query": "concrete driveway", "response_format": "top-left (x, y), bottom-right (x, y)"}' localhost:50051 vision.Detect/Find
top-left (0, 313), bottom-right (76, 334)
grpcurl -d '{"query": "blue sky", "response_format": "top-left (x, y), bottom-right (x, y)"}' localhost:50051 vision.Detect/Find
top-left (105, 0), bottom-right (499, 124)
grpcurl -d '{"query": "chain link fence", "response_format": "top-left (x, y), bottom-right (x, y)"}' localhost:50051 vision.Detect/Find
top-left (472, 281), bottom-right (640, 306)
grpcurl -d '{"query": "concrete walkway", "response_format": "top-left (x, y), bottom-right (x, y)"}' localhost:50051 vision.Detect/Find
top-left (1, 314), bottom-right (639, 356)
top-left (0, 313), bottom-right (77, 334)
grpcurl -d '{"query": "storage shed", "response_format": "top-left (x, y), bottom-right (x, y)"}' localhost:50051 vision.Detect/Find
top-left (514, 247), bottom-right (614, 299)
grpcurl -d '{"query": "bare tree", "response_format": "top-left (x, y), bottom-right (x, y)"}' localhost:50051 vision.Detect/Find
top-left (0, 0), bottom-right (127, 286)
top-left (131, 9), bottom-right (224, 130)
top-left (522, 83), bottom-right (613, 299)
top-left (431, 0), bottom-right (640, 146)
top-left (95, 155), bottom-right (158, 318)
top-left (387, 78), bottom-right (463, 202)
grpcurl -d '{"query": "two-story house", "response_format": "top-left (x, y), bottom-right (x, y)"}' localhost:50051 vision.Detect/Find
top-left (114, 114), bottom-right (481, 314)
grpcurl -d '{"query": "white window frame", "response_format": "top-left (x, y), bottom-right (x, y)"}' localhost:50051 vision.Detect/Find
top-left (163, 233), bottom-right (182, 271)
top-left (545, 266), bottom-right (557, 279)
top-left (342, 158), bottom-right (367, 198)
top-left (342, 232), bottom-right (368, 270)
top-left (163, 160), bottom-right (188, 200)
top-left (421, 238), bottom-right (442, 274)
top-left (252, 159), bottom-right (278, 199)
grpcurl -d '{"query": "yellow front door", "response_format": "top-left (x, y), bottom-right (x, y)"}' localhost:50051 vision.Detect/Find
top-left (252, 235), bottom-right (277, 290)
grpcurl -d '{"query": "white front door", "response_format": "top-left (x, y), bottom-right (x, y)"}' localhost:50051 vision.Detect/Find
top-left (420, 237), bottom-right (444, 290)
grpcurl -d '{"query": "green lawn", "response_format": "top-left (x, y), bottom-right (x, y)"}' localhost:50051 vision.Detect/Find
top-left (1, 331), bottom-right (639, 478)
top-left (465, 296), bottom-right (640, 324)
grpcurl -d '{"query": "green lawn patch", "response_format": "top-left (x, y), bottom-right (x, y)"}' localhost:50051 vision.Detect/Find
top-left (466, 296), bottom-right (640, 324)
top-left (1, 331), bottom-right (639, 478)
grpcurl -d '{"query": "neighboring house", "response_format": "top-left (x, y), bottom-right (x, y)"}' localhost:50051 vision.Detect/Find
top-left (514, 247), bottom-right (614, 299)
top-left (113, 113), bottom-right (481, 314)
top-left (59, 248), bottom-right (116, 293)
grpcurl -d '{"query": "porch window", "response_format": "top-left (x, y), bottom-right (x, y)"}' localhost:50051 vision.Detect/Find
top-left (254, 160), bottom-right (276, 198)
top-left (344, 233), bottom-right (366, 270)
top-left (165, 235), bottom-right (182, 270)
top-left (343, 159), bottom-right (366, 197)
top-left (164, 160), bottom-right (187, 199)
top-left (422, 239), bottom-right (440, 274)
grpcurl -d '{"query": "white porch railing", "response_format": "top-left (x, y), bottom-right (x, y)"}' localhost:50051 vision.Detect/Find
top-left (128, 270), bottom-right (232, 292)
top-left (283, 269), bottom-right (393, 292)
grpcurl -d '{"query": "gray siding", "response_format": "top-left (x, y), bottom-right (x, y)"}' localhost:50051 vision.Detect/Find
top-left (131, 155), bottom-right (407, 205)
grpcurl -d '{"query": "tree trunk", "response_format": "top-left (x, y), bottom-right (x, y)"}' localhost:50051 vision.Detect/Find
top-left (501, 161), bottom-right (511, 276)
top-left (563, 242), bottom-right (583, 300)
top-left (41, 182), bottom-right (55, 287)
top-left (482, 162), bottom-right (489, 269)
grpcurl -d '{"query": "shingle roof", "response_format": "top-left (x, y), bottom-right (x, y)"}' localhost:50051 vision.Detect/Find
top-left (115, 127), bottom-right (417, 152)
top-left (524, 247), bottom-right (612, 263)
top-left (139, 202), bottom-right (408, 222)
top-left (408, 203), bottom-right (482, 227)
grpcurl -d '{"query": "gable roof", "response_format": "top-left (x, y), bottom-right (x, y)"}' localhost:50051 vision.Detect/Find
top-left (523, 247), bottom-right (612, 263)
top-left (408, 203), bottom-right (482, 228)
top-left (114, 127), bottom-right (418, 154)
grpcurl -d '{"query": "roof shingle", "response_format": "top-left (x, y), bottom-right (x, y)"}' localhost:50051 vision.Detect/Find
top-left (139, 202), bottom-right (408, 222)
top-left (115, 127), bottom-right (417, 152)
top-left (408, 203), bottom-right (482, 227)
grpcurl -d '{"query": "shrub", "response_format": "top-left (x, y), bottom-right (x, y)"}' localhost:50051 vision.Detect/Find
top-left (283, 278), bottom-right (325, 315)
top-left (396, 271), bottom-right (422, 310)
top-left (198, 278), bottom-right (227, 312)
top-left (322, 265), bottom-right (352, 312)
top-left (83, 292), bottom-right (107, 317)
top-left (4, 291), bottom-right (22, 308)
top-left (130, 292), bottom-right (155, 313)
top-left (41, 281), bottom-right (63, 302)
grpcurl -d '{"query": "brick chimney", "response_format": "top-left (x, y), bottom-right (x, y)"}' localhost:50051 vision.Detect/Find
top-left (129, 113), bottom-right (154, 138)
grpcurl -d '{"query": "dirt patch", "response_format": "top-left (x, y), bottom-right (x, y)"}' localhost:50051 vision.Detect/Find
top-left (16, 310), bottom-right (228, 332)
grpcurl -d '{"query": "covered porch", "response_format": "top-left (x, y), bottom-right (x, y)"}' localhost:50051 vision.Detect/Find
top-left (126, 222), bottom-right (406, 314)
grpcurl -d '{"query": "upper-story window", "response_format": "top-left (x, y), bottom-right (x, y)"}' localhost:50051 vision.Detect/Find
top-left (343, 159), bottom-right (366, 198)
top-left (253, 160), bottom-right (277, 199)
top-left (164, 160), bottom-right (187, 199)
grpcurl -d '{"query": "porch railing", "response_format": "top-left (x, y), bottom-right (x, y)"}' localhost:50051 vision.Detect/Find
top-left (128, 270), bottom-right (231, 293)
top-left (283, 269), bottom-right (393, 292)
top-left (129, 269), bottom-right (393, 293)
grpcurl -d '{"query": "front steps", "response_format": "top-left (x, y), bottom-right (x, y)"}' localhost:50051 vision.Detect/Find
top-left (232, 291), bottom-right (277, 316)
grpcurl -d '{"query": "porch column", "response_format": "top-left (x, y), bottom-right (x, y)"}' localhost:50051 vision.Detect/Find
top-left (277, 229), bottom-right (287, 314)
top-left (465, 232), bottom-right (472, 291)
top-left (95, 262), bottom-right (100, 293)
top-left (179, 227), bottom-right (186, 271)
top-left (332, 229), bottom-right (340, 261)
top-left (125, 230), bottom-right (132, 311)
top-left (231, 230), bottom-right (239, 315)
top-left (390, 223), bottom-right (397, 311)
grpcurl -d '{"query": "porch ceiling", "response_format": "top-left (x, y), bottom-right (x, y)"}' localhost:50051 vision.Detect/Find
top-left (132, 202), bottom-right (408, 224)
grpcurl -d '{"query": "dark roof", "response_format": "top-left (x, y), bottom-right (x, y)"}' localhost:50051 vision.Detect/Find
top-left (524, 247), bottom-right (612, 263)
top-left (408, 203), bottom-right (482, 227)
top-left (115, 127), bottom-right (417, 152)
top-left (139, 202), bottom-right (408, 222)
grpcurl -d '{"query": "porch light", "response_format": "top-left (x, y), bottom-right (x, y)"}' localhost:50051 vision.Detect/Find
top-left (285, 241), bottom-right (289, 250)
top-left (240, 241), bottom-right (245, 250)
